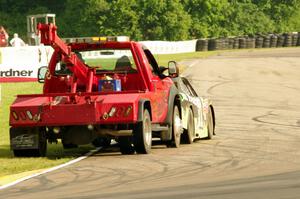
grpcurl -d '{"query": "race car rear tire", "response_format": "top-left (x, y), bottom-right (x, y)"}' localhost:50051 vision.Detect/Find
top-left (133, 109), bottom-right (152, 154)
top-left (166, 105), bottom-right (182, 148)
top-left (119, 137), bottom-right (135, 155)
top-left (181, 108), bottom-right (194, 144)
top-left (207, 107), bottom-right (214, 139)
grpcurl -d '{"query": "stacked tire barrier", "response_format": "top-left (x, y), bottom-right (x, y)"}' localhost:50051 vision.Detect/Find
top-left (292, 34), bottom-right (298, 46)
top-left (196, 32), bottom-right (300, 51)
top-left (277, 35), bottom-right (285, 47)
top-left (263, 35), bottom-right (271, 48)
top-left (270, 35), bottom-right (278, 48)
top-left (228, 38), bottom-right (234, 49)
top-left (284, 33), bottom-right (292, 47)
top-left (246, 37), bottom-right (255, 48)
top-left (255, 36), bottom-right (264, 48)
top-left (239, 38), bottom-right (246, 49)
top-left (196, 39), bottom-right (208, 51)
top-left (233, 38), bottom-right (239, 49)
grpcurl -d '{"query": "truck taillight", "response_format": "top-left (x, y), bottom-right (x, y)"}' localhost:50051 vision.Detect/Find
top-left (12, 111), bottom-right (19, 120)
top-left (106, 105), bottom-right (132, 119)
top-left (26, 111), bottom-right (33, 120)
top-left (124, 106), bottom-right (132, 117)
top-left (109, 107), bottom-right (117, 117)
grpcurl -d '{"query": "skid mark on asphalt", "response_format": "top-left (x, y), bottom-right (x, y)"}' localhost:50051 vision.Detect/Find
top-left (206, 81), bottom-right (234, 96)
top-left (252, 111), bottom-right (300, 128)
top-left (3, 49), bottom-right (300, 199)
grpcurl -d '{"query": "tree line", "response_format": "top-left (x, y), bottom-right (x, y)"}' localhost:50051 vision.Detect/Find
top-left (0, 0), bottom-right (300, 41)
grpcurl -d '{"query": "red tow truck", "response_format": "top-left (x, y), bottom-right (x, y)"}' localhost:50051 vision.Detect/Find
top-left (9, 23), bottom-right (183, 156)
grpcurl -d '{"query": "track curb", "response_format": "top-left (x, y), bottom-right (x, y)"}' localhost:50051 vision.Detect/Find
top-left (0, 147), bottom-right (101, 190)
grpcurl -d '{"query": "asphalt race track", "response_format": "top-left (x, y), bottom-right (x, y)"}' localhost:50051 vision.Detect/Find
top-left (1, 48), bottom-right (300, 199)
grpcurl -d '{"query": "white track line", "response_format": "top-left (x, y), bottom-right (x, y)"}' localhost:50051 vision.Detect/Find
top-left (0, 147), bottom-right (102, 190)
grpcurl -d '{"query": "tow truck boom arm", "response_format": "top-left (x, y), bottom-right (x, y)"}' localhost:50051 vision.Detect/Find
top-left (37, 23), bottom-right (97, 91)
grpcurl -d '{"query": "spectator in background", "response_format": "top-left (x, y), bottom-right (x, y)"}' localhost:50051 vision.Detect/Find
top-left (10, 33), bottom-right (26, 47)
top-left (0, 26), bottom-right (9, 47)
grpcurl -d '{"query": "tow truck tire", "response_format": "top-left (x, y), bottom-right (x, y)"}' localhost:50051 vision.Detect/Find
top-left (62, 143), bottom-right (78, 149)
top-left (133, 109), bottom-right (152, 154)
top-left (181, 108), bottom-right (194, 144)
top-left (92, 137), bottom-right (111, 148)
top-left (13, 128), bottom-right (47, 157)
top-left (207, 107), bottom-right (214, 139)
top-left (167, 105), bottom-right (182, 148)
top-left (119, 137), bottom-right (135, 155)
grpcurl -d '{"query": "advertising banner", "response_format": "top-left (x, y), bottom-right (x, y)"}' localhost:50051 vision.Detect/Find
top-left (0, 46), bottom-right (53, 82)
top-left (140, 40), bottom-right (197, 54)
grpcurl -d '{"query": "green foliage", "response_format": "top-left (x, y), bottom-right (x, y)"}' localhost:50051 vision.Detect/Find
top-left (60, 0), bottom-right (108, 37)
top-left (228, 1), bottom-right (274, 36)
top-left (252, 0), bottom-right (300, 33)
top-left (98, 0), bottom-right (142, 40)
top-left (184, 0), bottom-right (232, 38)
top-left (0, 0), bottom-right (299, 40)
top-left (138, 0), bottom-right (191, 40)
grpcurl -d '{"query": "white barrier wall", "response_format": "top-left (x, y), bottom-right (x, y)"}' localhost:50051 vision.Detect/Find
top-left (140, 40), bottom-right (197, 54)
top-left (0, 40), bottom-right (197, 81)
top-left (0, 45), bottom-right (53, 80)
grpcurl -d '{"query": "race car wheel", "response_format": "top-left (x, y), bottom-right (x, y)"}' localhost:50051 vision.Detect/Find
top-left (207, 107), bottom-right (214, 139)
top-left (133, 109), bottom-right (152, 154)
top-left (181, 108), bottom-right (194, 144)
top-left (119, 137), bottom-right (135, 155)
top-left (13, 128), bottom-right (47, 157)
top-left (167, 105), bottom-right (182, 148)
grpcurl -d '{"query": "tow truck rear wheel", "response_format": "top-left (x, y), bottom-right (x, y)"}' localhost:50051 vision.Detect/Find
top-left (62, 143), bottom-right (78, 149)
top-left (133, 109), bottom-right (152, 154)
top-left (181, 108), bottom-right (194, 144)
top-left (167, 105), bottom-right (182, 148)
top-left (119, 137), bottom-right (135, 155)
top-left (92, 137), bottom-right (111, 148)
top-left (13, 128), bottom-right (47, 157)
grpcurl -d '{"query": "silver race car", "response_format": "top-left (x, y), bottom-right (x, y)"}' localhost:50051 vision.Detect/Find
top-left (173, 76), bottom-right (216, 144)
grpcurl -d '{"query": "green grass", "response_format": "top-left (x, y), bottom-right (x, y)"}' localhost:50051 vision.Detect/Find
top-left (154, 51), bottom-right (217, 67)
top-left (85, 58), bottom-right (116, 69)
top-left (85, 57), bottom-right (137, 69)
top-left (0, 51), bottom-right (216, 178)
top-left (0, 83), bottom-right (94, 178)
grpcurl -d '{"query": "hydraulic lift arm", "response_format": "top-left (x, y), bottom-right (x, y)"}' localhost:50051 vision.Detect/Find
top-left (37, 23), bottom-right (97, 92)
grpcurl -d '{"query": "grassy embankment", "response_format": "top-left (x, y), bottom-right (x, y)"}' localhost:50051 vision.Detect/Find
top-left (0, 51), bottom-right (216, 179)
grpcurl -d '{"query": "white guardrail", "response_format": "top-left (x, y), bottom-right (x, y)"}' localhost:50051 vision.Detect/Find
top-left (0, 40), bottom-right (197, 81)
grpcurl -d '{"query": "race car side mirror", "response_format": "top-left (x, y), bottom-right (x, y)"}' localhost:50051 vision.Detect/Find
top-left (37, 66), bottom-right (48, 83)
top-left (168, 61), bottom-right (179, 77)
